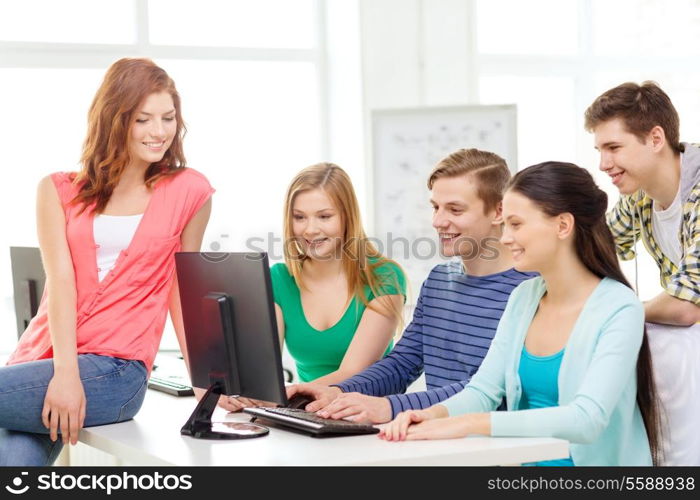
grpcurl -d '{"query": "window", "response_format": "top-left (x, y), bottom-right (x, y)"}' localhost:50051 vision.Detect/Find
top-left (474, 0), bottom-right (700, 300)
top-left (0, 0), bottom-right (330, 353)
top-left (0, 0), bottom-right (136, 44)
top-left (591, 0), bottom-right (700, 57)
top-left (0, 68), bottom-right (106, 351)
top-left (476, 0), bottom-right (578, 55)
top-left (148, 0), bottom-right (316, 48)
top-left (161, 58), bottom-right (322, 254)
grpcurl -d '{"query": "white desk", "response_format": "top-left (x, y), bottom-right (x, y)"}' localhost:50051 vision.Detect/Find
top-left (78, 389), bottom-right (569, 466)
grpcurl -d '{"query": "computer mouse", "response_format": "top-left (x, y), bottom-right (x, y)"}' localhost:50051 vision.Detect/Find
top-left (287, 394), bottom-right (314, 410)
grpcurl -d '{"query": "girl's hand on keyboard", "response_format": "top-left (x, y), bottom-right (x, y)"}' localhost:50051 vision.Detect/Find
top-left (286, 383), bottom-right (342, 412)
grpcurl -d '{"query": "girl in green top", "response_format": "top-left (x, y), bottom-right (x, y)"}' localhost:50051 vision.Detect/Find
top-left (272, 163), bottom-right (406, 384)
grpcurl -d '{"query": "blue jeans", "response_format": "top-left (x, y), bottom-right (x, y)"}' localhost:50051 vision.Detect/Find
top-left (0, 354), bottom-right (148, 466)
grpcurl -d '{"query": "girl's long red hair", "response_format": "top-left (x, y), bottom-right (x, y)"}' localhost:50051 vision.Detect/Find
top-left (74, 58), bottom-right (186, 213)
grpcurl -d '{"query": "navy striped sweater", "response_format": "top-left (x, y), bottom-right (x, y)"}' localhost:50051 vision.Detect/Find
top-left (335, 261), bottom-right (534, 418)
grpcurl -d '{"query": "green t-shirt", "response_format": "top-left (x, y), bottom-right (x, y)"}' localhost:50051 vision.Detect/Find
top-left (271, 260), bottom-right (406, 382)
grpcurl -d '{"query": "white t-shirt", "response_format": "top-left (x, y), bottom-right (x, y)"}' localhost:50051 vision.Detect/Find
top-left (93, 213), bottom-right (143, 281)
top-left (651, 183), bottom-right (683, 268)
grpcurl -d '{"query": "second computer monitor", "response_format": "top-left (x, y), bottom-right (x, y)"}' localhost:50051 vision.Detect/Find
top-left (10, 246), bottom-right (46, 339)
top-left (175, 252), bottom-right (287, 405)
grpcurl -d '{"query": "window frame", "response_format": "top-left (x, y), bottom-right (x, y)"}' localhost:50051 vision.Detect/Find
top-left (0, 0), bottom-right (332, 354)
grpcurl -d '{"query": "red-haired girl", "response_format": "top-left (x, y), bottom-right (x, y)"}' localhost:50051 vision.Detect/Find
top-left (0, 58), bottom-right (214, 465)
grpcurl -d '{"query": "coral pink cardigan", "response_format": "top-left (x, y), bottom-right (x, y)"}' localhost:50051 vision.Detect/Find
top-left (8, 168), bottom-right (214, 372)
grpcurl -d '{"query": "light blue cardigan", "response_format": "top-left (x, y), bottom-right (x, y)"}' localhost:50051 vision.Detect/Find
top-left (442, 277), bottom-right (653, 466)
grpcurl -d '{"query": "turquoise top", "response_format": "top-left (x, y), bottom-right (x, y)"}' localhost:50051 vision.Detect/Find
top-left (519, 347), bottom-right (574, 466)
top-left (271, 260), bottom-right (406, 382)
top-left (443, 277), bottom-right (652, 466)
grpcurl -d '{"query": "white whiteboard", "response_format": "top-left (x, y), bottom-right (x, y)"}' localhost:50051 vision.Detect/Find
top-left (370, 104), bottom-right (517, 300)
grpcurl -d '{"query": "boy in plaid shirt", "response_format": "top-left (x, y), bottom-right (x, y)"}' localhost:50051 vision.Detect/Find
top-left (585, 82), bottom-right (700, 325)
top-left (585, 81), bottom-right (700, 465)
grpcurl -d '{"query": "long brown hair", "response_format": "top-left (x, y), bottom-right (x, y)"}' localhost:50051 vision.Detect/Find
top-left (507, 161), bottom-right (662, 464)
top-left (282, 163), bottom-right (405, 330)
top-left (74, 58), bottom-right (186, 212)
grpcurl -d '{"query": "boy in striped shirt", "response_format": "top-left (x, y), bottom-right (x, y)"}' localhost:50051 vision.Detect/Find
top-left (286, 148), bottom-right (534, 423)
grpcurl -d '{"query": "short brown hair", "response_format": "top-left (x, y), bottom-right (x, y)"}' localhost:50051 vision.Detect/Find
top-left (584, 81), bottom-right (682, 154)
top-left (427, 148), bottom-right (510, 214)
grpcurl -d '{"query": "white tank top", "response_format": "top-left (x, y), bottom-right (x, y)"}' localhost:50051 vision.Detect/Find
top-left (93, 214), bottom-right (143, 281)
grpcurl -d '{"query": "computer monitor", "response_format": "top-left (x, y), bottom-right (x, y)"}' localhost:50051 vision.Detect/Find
top-left (10, 246), bottom-right (46, 339)
top-left (175, 251), bottom-right (287, 440)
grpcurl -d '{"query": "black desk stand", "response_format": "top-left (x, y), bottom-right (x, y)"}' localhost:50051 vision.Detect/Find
top-left (180, 293), bottom-right (269, 440)
top-left (180, 380), bottom-right (268, 439)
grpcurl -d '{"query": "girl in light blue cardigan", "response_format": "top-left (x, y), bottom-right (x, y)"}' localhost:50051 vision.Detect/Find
top-left (379, 162), bottom-right (662, 466)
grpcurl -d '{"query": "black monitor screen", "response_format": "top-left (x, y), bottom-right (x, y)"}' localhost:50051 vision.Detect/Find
top-left (175, 252), bottom-right (287, 406)
top-left (10, 247), bottom-right (46, 339)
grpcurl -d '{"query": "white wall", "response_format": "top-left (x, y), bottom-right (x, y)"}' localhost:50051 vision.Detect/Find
top-left (359, 0), bottom-right (480, 246)
top-left (360, 0), bottom-right (475, 111)
top-left (356, 0), bottom-right (673, 300)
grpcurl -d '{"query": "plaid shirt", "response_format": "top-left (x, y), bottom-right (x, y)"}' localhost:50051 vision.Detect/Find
top-left (607, 150), bottom-right (700, 305)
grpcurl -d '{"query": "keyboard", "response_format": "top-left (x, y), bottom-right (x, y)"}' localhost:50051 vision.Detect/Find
top-left (242, 407), bottom-right (379, 436)
top-left (148, 374), bottom-right (194, 397)
top-left (148, 353), bottom-right (194, 397)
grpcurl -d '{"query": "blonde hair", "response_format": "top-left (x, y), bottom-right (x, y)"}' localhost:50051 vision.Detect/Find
top-left (282, 162), bottom-right (404, 328)
top-left (428, 148), bottom-right (510, 213)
